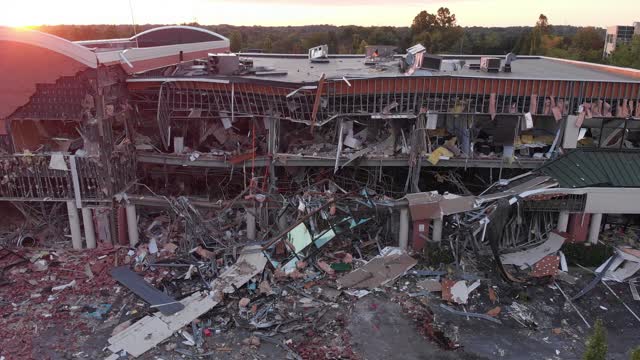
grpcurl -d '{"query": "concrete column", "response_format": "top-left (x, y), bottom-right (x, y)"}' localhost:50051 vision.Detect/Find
top-left (82, 208), bottom-right (97, 249)
top-left (66, 201), bottom-right (83, 250)
top-left (432, 218), bottom-right (443, 243)
top-left (557, 211), bottom-right (570, 232)
top-left (399, 208), bottom-right (410, 250)
top-left (589, 213), bottom-right (603, 245)
top-left (125, 204), bottom-right (139, 247)
top-left (246, 209), bottom-right (256, 240)
top-left (562, 115), bottom-right (580, 149)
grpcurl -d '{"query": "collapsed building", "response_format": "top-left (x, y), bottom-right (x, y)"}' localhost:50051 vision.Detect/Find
top-left (1, 25), bottom-right (640, 358)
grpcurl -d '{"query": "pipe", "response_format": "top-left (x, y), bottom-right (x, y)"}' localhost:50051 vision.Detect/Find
top-left (82, 207), bottom-right (97, 249)
top-left (557, 211), bottom-right (570, 232)
top-left (125, 204), bottom-right (139, 247)
top-left (432, 218), bottom-right (443, 242)
top-left (588, 213), bottom-right (603, 245)
top-left (246, 209), bottom-right (256, 240)
top-left (399, 208), bottom-right (410, 250)
top-left (66, 201), bottom-right (83, 250)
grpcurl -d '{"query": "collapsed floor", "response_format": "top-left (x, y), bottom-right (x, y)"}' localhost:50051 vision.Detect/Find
top-left (1, 185), bottom-right (640, 360)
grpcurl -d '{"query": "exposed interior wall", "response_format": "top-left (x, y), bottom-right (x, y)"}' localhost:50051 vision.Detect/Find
top-left (10, 119), bottom-right (80, 152)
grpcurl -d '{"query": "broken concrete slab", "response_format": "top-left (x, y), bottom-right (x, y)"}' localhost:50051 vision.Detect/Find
top-left (336, 247), bottom-right (417, 289)
top-left (450, 280), bottom-right (480, 304)
top-left (417, 279), bottom-right (442, 292)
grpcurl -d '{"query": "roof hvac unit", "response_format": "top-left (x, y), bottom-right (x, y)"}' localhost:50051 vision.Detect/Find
top-left (401, 44), bottom-right (442, 72)
top-left (421, 54), bottom-right (443, 71)
top-left (308, 45), bottom-right (329, 63)
top-left (480, 57), bottom-right (501, 73)
top-left (207, 53), bottom-right (240, 75)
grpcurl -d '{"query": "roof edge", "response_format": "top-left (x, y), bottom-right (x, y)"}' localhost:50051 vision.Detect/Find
top-left (0, 26), bottom-right (97, 68)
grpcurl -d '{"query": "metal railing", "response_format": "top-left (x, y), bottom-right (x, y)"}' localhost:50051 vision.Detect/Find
top-left (0, 151), bottom-right (136, 202)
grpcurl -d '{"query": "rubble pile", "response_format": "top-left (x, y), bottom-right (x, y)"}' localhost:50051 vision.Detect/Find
top-left (1, 178), bottom-right (640, 359)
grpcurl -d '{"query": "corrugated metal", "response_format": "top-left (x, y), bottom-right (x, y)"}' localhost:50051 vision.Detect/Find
top-left (538, 149), bottom-right (640, 188)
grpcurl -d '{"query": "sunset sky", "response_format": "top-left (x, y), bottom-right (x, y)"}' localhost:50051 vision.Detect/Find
top-left (1, 0), bottom-right (639, 28)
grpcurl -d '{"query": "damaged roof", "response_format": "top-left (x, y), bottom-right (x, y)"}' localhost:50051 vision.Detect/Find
top-left (538, 149), bottom-right (640, 188)
top-left (179, 53), bottom-right (640, 83)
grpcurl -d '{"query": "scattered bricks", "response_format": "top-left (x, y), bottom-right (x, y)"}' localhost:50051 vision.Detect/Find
top-left (296, 260), bottom-right (308, 270)
top-left (441, 279), bottom-right (456, 302)
top-left (193, 246), bottom-right (215, 260)
top-left (258, 280), bottom-right (273, 295)
top-left (163, 242), bottom-right (178, 254)
top-left (242, 336), bottom-right (261, 347)
top-left (274, 268), bottom-right (287, 279)
top-left (239, 297), bottom-right (250, 308)
top-left (288, 269), bottom-right (304, 279)
top-left (317, 261), bottom-right (335, 275)
top-left (486, 306), bottom-right (501, 317)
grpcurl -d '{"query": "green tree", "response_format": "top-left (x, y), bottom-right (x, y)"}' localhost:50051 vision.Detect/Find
top-left (229, 31), bottom-right (244, 52)
top-left (609, 35), bottom-right (640, 69)
top-left (583, 319), bottom-right (607, 360)
top-left (411, 10), bottom-right (438, 34)
top-left (302, 32), bottom-right (329, 51)
top-left (410, 7), bottom-right (462, 53)
top-left (358, 39), bottom-right (368, 54)
top-left (352, 33), bottom-right (362, 53)
top-left (569, 27), bottom-right (604, 63)
top-left (530, 14), bottom-right (551, 55)
top-left (262, 36), bottom-right (273, 53)
top-left (328, 31), bottom-right (339, 53)
top-left (631, 347), bottom-right (640, 360)
top-left (436, 7), bottom-right (457, 28)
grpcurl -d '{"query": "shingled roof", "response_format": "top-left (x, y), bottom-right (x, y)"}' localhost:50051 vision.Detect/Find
top-left (537, 148), bottom-right (640, 188)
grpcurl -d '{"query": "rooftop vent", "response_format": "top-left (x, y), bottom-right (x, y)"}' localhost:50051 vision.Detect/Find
top-left (364, 45), bottom-right (397, 65)
top-left (207, 53), bottom-right (240, 75)
top-left (401, 44), bottom-right (443, 73)
top-left (308, 45), bottom-right (329, 63)
top-left (502, 53), bottom-right (517, 73)
top-left (480, 57), bottom-right (501, 73)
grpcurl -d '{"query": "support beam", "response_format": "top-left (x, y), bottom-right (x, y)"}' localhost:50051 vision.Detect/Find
top-left (66, 200), bottom-right (83, 250)
top-left (432, 218), bottom-right (443, 243)
top-left (399, 208), bottom-right (409, 250)
top-left (557, 210), bottom-right (570, 232)
top-left (125, 204), bottom-right (139, 247)
top-left (246, 208), bottom-right (256, 240)
top-left (82, 207), bottom-right (97, 249)
top-left (588, 213), bottom-right (603, 245)
top-left (562, 115), bottom-right (580, 149)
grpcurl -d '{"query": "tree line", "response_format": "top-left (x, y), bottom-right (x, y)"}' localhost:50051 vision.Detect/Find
top-left (32, 8), bottom-right (640, 69)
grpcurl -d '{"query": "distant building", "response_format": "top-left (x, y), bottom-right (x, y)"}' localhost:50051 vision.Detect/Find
top-left (603, 22), bottom-right (640, 57)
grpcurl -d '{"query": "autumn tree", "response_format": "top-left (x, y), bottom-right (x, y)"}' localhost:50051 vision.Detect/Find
top-left (530, 14), bottom-right (551, 54)
top-left (229, 30), bottom-right (244, 52)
